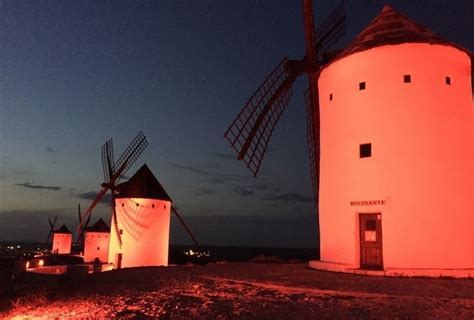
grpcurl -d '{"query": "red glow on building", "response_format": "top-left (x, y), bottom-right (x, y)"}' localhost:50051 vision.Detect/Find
top-left (51, 225), bottom-right (72, 254)
top-left (108, 164), bottom-right (172, 268)
top-left (83, 218), bottom-right (110, 263)
top-left (313, 6), bottom-right (473, 275)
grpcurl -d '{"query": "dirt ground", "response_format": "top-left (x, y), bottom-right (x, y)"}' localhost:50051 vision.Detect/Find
top-left (2, 262), bottom-right (473, 319)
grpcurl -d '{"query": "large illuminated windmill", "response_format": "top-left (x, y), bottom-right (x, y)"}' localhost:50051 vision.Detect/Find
top-left (226, 1), bottom-right (473, 277)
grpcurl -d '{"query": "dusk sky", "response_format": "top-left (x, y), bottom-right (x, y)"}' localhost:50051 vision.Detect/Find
top-left (1, 0), bottom-right (472, 247)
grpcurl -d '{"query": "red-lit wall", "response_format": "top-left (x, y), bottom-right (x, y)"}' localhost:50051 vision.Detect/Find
top-left (52, 233), bottom-right (72, 254)
top-left (83, 232), bottom-right (110, 263)
top-left (108, 198), bottom-right (171, 268)
top-left (317, 43), bottom-right (473, 269)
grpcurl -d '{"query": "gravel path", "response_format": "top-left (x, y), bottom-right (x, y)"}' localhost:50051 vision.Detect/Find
top-left (3, 262), bottom-right (474, 319)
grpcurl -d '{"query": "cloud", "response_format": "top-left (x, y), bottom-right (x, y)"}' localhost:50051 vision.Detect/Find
top-left (208, 174), bottom-right (245, 184)
top-left (194, 188), bottom-right (216, 196)
top-left (46, 147), bottom-right (55, 152)
top-left (15, 182), bottom-right (61, 191)
top-left (248, 184), bottom-right (268, 190)
top-left (169, 163), bottom-right (212, 176)
top-left (77, 191), bottom-right (112, 206)
top-left (246, 184), bottom-right (279, 192)
top-left (262, 193), bottom-right (314, 203)
top-left (232, 186), bottom-right (254, 197)
top-left (213, 152), bottom-right (235, 161)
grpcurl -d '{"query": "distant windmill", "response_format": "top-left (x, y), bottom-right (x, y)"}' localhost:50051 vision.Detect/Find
top-left (224, 0), bottom-right (346, 208)
top-left (46, 216), bottom-right (57, 242)
top-left (76, 131), bottom-right (148, 247)
top-left (77, 132), bottom-right (200, 254)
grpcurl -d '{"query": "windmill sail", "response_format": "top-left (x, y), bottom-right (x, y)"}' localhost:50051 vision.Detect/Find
top-left (314, 0), bottom-right (346, 58)
top-left (47, 216), bottom-right (57, 242)
top-left (172, 206), bottom-right (200, 249)
top-left (101, 138), bottom-right (114, 184)
top-left (76, 131), bottom-right (148, 242)
top-left (224, 58), bottom-right (303, 176)
top-left (224, 1), bottom-right (346, 178)
top-left (112, 131), bottom-right (148, 184)
top-left (304, 88), bottom-right (319, 205)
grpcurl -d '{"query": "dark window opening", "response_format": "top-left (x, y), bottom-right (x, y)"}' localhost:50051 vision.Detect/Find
top-left (97, 247), bottom-right (100, 250)
top-left (359, 82), bottom-right (366, 90)
top-left (119, 229), bottom-right (123, 235)
top-left (446, 76), bottom-right (451, 85)
top-left (329, 93), bottom-right (333, 101)
top-left (152, 204), bottom-right (155, 209)
top-left (366, 220), bottom-right (376, 231)
top-left (360, 143), bottom-right (372, 158)
top-left (404, 74), bottom-right (411, 83)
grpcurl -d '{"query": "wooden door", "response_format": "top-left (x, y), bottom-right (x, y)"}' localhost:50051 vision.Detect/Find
top-left (359, 213), bottom-right (383, 270)
top-left (115, 253), bottom-right (123, 269)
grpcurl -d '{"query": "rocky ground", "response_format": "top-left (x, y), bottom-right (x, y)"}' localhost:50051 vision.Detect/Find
top-left (1, 262), bottom-right (473, 319)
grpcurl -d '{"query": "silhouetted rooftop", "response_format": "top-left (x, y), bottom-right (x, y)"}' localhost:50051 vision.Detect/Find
top-left (330, 5), bottom-right (472, 64)
top-left (86, 218), bottom-right (110, 233)
top-left (55, 225), bottom-right (72, 234)
top-left (116, 164), bottom-right (172, 201)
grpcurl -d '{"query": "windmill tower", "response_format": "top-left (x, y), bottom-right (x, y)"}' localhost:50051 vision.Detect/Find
top-left (224, 2), bottom-right (473, 277)
top-left (52, 225), bottom-right (73, 255)
top-left (312, 6), bottom-right (473, 276)
top-left (108, 164), bottom-right (172, 268)
top-left (83, 218), bottom-right (110, 263)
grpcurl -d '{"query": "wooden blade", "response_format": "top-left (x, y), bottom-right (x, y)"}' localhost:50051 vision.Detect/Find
top-left (303, 0), bottom-right (317, 63)
top-left (101, 138), bottom-right (114, 184)
top-left (47, 230), bottom-right (53, 242)
top-left (304, 82), bottom-right (320, 209)
top-left (172, 206), bottom-right (200, 249)
top-left (112, 131), bottom-right (148, 184)
top-left (224, 58), bottom-right (303, 176)
top-left (110, 191), bottom-right (122, 247)
top-left (314, 0), bottom-right (346, 58)
top-left (76, 186), bottom-right (109, 237)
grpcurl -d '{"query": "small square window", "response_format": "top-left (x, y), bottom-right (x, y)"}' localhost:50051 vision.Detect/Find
top-left (404, 74), bottom-right (411, 83)
top-left (359, 82), bottom-right (366, 90)
top-left (97, 247), bottom-right (100, 250)
top-left (445, 76), bottom-right (451, 85)
top-left (329, 93), bottom-right (333, 101)
top-left (360, 143), bottom-right (371, 158)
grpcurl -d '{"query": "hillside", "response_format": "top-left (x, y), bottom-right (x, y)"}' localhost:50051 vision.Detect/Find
top-left (2, 262), bottom-right (474, 319)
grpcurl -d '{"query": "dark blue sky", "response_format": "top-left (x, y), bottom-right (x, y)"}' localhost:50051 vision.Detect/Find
top-left (1, 0), bottom-right (472, 247)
